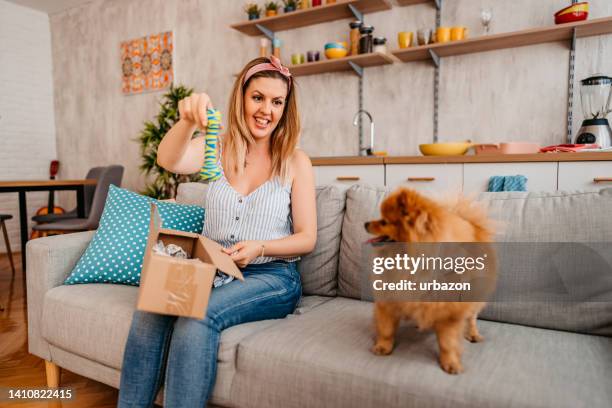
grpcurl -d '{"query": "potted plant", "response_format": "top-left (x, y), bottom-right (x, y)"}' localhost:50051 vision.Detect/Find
top-left (244, 3), bottom-right (261, 20)
top-left (264, 1), bottom-right (278, 17)
top-left (283, 0), bottom-right (297, 12)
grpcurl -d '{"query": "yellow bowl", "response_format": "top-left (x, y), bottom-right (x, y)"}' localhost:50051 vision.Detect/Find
top-left (419, 142), bottom-right (473, 156)
top-left (325, 48), bottom-right (348, 59)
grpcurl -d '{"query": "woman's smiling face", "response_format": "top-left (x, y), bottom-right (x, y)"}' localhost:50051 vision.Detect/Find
top-left (243, 76), bottom-right (288, 140)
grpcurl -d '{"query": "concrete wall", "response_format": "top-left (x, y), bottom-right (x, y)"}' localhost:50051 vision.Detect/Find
top-left (0, 0), bottom-right (57, 252)
top-left (49, 0), bottom-right (612, 208)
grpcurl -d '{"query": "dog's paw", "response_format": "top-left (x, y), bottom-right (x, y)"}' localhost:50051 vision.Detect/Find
top-left (465, 332), bottom-right (484, 343)
top-left (371, 342), bottom-right (393, 356)
top-left (439, 356), bottom-right (464, 374)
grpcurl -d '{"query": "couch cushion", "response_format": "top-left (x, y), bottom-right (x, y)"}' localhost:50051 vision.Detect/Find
top-left (476, 189), bottom-right (612, 335)
top-left (232, 297), bottom-right (612, 408)
top-left (41, 284), bottom-right (324, 402)
top-left (338, 185), bottom-right (388, 299)
top-left (64, 185), bottom-right (205, 286)
top-left (298, 185), bottom-right (346, 296)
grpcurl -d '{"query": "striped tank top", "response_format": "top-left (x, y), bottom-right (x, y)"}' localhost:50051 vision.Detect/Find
top-left (201, 156), bottom-right (298, 264)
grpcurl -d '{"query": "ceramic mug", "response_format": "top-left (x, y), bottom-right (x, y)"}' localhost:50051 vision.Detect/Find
top-left (417, 29), bottom-right (431, 46)
top-left (451, 26), bottom-right (468, 41)
top-left (398, 31), bottom-right (413, 48)
top-left (436, 27), bottom-right (451, 43)
top-left (291, 53), bottom-right (305, 65)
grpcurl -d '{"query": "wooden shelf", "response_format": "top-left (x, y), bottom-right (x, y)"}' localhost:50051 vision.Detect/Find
top-left (396, 0), bottom-right (432, 6)
top-left (231, 0), bottom-right (391, 36)
top-left (392, 17), bottom-right (612, 63)
top-left (311, 152), bottom-right (612, 165)
top-left (288, 52), bottom-right (398, 76)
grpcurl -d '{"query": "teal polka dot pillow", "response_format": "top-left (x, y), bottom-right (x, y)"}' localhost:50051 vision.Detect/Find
top-left (64, 184), bottom-right (205, 286)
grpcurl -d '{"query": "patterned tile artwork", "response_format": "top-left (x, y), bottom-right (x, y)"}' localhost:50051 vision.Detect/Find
top-left (120, 31), bottom-right (173, 95)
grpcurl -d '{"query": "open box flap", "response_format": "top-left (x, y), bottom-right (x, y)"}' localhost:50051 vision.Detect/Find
top-left (159, 228), bottom-right (200, 239)
top-left (199, 236), bottom-right (244, 281)
top-left (140, 203), bottom-right (163, 284)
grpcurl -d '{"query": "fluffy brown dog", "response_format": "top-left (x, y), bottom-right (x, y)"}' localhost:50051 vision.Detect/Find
top-left (364, 188), bottom-right (495, 374)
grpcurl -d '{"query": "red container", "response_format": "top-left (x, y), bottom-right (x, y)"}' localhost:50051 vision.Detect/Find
top-left (555, 10), bottom-right (588, 24)
top-left (312, 0), bottom-right (322, 6)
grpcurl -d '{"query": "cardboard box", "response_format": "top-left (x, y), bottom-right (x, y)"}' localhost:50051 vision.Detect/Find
top-left (137, 203), bottom-right (243, 319)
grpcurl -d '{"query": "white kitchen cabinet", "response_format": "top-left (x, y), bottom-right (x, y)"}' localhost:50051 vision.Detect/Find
top-left (558, 161), bottom-right (612, 191)
top-left (463, 162), bottom-right (558, 193)
top-left (315, 165), bottom-right (385, 188)
top-left (385, 164), bottom-right (463, 194)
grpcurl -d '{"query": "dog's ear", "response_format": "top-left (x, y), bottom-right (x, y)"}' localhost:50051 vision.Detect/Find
top-left (396, 189), bottom-right (411, 216)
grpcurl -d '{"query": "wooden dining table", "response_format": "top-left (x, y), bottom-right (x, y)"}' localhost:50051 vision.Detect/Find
top-left (0, 179), bottom-right (97, 272)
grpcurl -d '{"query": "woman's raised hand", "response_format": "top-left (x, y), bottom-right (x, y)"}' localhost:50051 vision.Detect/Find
top-left (178, 93), bottom-right (214, 130)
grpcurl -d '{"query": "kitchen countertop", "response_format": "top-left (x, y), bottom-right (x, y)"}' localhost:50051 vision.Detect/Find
top-left (311, 152), bottom-right (612, 165)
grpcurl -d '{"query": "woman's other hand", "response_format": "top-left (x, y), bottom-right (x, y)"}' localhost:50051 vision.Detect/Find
top-left (223, 241), bottom-right (264, 268)
top-left (178, 93), bottom-right (214, 130)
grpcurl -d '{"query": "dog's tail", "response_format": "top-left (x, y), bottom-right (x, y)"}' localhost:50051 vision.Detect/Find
top-left (446, 195), bottom-right (496, 242)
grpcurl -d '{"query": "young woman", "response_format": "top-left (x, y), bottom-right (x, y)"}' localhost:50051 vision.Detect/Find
top-left (118, 56), bottom-right (317, 407)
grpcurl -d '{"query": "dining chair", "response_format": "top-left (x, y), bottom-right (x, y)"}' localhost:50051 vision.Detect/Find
top-left (0, 214), bottom-right (16, 276)
top-left (32, 166), bottom-right (106, 224)
top-left (31, 165), bottom-right (124, 236)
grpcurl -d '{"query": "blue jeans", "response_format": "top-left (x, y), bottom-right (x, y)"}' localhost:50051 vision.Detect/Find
top-left (117, 260), bottom-right (301, 408)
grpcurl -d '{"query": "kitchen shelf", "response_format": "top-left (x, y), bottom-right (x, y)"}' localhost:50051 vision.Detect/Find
top-left (311, 152), bottom-right (612, 166)
top-left (396, 0), bottom-right (432, 6)
top-left (288, 52), bottom-right (398, 77)
top-left (391, 16), bottom-right (612, 63)
top-left (230, 0), bottom-right (391, 36)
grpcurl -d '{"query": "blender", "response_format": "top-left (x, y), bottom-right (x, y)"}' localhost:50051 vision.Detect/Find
top-left (574, 74), bottom-right (612, 148)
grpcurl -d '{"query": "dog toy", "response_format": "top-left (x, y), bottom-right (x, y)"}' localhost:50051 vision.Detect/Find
top-left (200, 109), bottom-right (222, 181)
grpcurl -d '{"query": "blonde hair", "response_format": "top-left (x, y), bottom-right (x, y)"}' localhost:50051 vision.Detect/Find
top-left (224, 57), bottom-right (300, 183)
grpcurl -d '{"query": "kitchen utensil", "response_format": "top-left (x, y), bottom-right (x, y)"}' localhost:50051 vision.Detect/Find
top-left (573, 74), bottom-right (612, 148)
top-left (260, 38), bottom-right (270, 58)
top-left (373, 37), bottom-right (387, 53)
top-left (419, 142), bottom-right (474, 156)
top-left (474, 142), bottom-right (541, 155)
top-left (325, 47), bottom-right (348, 59)
top-left (398, 31), bottom-right (413, 48)
top-left (307, 50), bottom-right (320, 62)
top-left (555, 10), bottom-right (588, 24)
top-left (417, 29), bottom-right (431, 46)
top-left (555, 2), bottom-right (589, 17)
top-left (436, 27), bottom-right (451, 43)
top-left (324, 42), bottom-right (347, 49)
top-left (480, 8), bottom-right (493, 34)
top-left (451, 26), bottom-right (468, 41)
top-left (291, 53), bottom-right (305, 65)
top-left (349, 21), bottom-right (362, 55)
top-left (359, 25), bottom-right (374, 53)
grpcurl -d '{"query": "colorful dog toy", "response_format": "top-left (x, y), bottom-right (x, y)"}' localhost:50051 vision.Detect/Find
top-left (200, 109), bottom-right (222, 181)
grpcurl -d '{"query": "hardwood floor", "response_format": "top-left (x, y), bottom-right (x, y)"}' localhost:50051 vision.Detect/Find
top-left (0, 253), bottom-right (119, 407)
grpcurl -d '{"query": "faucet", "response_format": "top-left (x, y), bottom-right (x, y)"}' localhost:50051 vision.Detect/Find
top-left (352, 109), bottom-right (374, 156)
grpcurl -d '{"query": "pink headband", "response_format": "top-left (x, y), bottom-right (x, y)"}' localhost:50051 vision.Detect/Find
top-left (243, 55), bottom-right (292, 88)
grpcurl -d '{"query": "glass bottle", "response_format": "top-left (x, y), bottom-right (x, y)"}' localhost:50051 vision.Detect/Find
top-left (359, 25), bottom-right (374, 54)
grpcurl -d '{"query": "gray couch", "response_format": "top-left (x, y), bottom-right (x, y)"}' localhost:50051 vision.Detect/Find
top-left (27, 183), bottom-right (612, 407)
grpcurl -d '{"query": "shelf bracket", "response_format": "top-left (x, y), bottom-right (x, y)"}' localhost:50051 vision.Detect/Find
top-left (348, 61), bottom-right (364, 77)
top-left (434, 0), bottom-right (442, 11)
top-left (348, 4), bottom-right (363, 22)
top-left (567, 27), bottom-right (577, 143)
top-left (255, 24), bottom-right (275, 41)
top-left (428, 49), bottom-right (441, 68)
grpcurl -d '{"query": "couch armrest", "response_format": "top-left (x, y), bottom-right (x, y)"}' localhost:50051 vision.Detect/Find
top-left (26, 230), bottom-right (95, 361)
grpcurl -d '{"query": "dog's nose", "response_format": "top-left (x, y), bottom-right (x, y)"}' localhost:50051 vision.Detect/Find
top-left (364, 221), bottom-right (370, 230)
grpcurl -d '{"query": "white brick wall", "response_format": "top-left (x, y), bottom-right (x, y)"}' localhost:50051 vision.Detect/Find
top-left (0, 0), bottom-right (57, 254)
